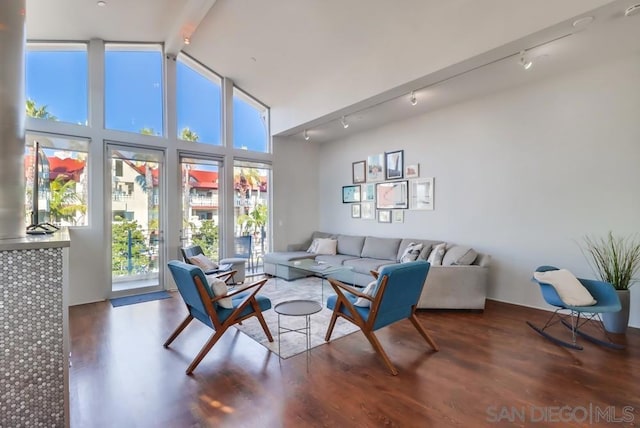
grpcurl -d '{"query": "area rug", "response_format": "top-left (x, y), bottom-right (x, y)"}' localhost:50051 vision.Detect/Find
top-left (110, 291), bottom-right (172, 308)
top-left (234, 276), bottom-right (360, 359)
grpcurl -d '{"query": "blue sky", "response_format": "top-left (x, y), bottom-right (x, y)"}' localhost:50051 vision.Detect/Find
top-left (26, 49), bottom-right (268, 152)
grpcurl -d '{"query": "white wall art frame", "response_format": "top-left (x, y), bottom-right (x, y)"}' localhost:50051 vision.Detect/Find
top-left (409, 177), bottom-right (434, 210)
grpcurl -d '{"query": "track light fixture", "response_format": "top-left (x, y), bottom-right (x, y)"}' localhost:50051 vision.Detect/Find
top-left (303, 129), bottom-right (310, 141)
top-left (340, 116), bottom-right (349, 129)
top-left (183, 36), bottom-right (191, 45)
top-left (410, 91), bottom-right (417, 106)
top-left (520, 50), bottom-right (533, 70)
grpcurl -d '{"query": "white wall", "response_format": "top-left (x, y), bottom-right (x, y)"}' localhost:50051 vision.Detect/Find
top-left (272, 136), bottom-right (320, 251)
top-left (317, 54), bottom-right (640, 327)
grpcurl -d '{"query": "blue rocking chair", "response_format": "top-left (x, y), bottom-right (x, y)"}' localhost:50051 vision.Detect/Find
top-left (528, 265), bottom-right (624, 350)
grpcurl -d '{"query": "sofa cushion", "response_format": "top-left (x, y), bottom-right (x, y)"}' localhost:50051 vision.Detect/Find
top-left (337, 235), bottom-right (366, 257)
top-left (307, 238), bottom-right (320, 253)
top-left (442, 245), bottom-right (478, 266)
top-left (428, 243), bottom-right (447, 266)
top-left (311, 231), bottom-right (335, 240)
top-left (315, 238), bottom-right (338, 255)
top-left (344, 258), bottom-right (396, 275)
top-left (396, 239), bottom-right (443, 261)
top-left (289, 231), bottom-right (335, 252)
top-left (315, 254), bottom-right (360, 265)
top-left (360, 236), bottom-right (401, 260)
top-left (400, 242), bottom-right (423, 263)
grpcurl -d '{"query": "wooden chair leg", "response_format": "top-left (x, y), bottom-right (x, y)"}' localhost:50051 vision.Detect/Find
top-left (164, 315), bottom-right (193, 347)
top-left (409, 314), bottom-right (439, 351)
top-left (254, 307), bottom-right (273, 342)
top-left (362, 330), bottom-right (398, 376)
top-left (186, 328), bottom-right (226, 375)
top-left (325, 312), bottom-right (339, 341)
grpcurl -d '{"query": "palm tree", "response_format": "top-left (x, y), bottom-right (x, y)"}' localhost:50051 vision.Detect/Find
top-left (180, 127), bottom-right (199, 142)
top-left (25, 99), bottom-right (57, 120)
top-left (140, 127), bottom-right (157, 136)
top-left (234, 167), bottom-right (262, 204)
top-left (236, 203), bottom-right (267, 235)
top-left (49, 176), bottom-right (87, 225)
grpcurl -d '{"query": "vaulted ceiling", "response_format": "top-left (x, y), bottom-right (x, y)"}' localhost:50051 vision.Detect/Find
top-left (26, 0), bottom-right (637, 141)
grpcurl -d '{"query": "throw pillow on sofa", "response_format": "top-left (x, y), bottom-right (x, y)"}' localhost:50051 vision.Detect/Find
top-left (400, 242), bottom-right (423, 263)
top-left (315, 238), bottom-right (338, 255)
top-left (354, 279), bottom-right (378, 307)
top-left (442, 245), bottom-right (478, 266)
top-left (427, 243), bottom-right (447, 266)
top-left (307, 238), bottom-right (320, 253)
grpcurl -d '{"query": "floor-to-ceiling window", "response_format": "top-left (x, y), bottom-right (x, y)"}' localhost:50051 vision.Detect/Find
top-left (231, 86), bottom-right (271, 275)
top-left (25, 39), bottom-right (272, 300)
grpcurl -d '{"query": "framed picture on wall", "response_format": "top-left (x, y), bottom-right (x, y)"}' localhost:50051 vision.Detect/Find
top-left (361, 183), bottom-right (375, 201)
top-left (361, 202), bottom-right (375, 220)
top-left (392, 210), bottom-right (404, 223)
top-left (409, 177), bottom-right (434, 210)
top-left (351, 204), bottom-right (361, 218)
top-left (352, 161), bottom-right (366, 184)
top-left (378, 210), bottom-right (391, 223)
top-left (375, 181), bottom-right (408, 209)
top-left (405, 163), bottom-right (419, 178)
top-left (342, 185), bottom-right (361, 203)
top-left (385, 150), bottom-right (404, 180)
top-left (367, 153), bottom-right (385, 182)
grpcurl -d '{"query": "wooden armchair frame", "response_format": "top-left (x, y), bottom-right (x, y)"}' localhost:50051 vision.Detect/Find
top-left (180, 245), bottom-right (238, 284)
top-left (166, 262), bottom-right (273, 374)
top-left (325, 265), bottom-right (438, 375)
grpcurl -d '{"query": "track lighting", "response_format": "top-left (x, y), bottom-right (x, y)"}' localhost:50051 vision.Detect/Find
top-left (410, 91), bottom-right (417, 106)
top-left (520, 50), bottom-right (532, 70)
top-left (303, 129), bottom-right (310, 141)
top-left (340, 116), bottom-right (349, 129)
top-left (183, 36), bottom-right (191, 45)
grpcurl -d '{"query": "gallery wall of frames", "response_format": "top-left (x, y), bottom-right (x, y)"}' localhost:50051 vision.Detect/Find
top-left (342, 150), bottom-right (434, 223)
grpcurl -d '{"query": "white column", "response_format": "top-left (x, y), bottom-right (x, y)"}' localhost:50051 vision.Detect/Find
top-left (0, 0), bottom-right (26, 239)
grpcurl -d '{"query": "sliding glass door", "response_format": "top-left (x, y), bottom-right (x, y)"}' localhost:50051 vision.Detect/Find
top-left (108, 144), bottom-right (164, 295)
top-left (233, 161), bottom-right (270, 276)
top-left (179, 156), bottom-right (223, 259)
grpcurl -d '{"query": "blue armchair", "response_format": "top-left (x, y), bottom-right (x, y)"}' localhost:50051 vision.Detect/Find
top-left (528, 265), bottom-right (624, 350)
top-left (166, 261), bottom-right (273, 374)
top-left (325, 260), bottom-right (438, 375)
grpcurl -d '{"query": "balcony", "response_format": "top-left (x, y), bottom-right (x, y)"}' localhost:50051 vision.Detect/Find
top-left (190, 195), bottom-right (218, 206)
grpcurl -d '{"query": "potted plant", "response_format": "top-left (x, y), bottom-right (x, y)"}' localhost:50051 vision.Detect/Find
top-left (581, 232), bottom-right (640, 333)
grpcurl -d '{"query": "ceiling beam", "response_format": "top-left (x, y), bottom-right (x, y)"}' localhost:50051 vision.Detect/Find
top-left (164, 0), bottom-right (217, 56)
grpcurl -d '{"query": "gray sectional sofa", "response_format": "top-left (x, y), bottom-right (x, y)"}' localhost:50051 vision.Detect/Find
top-left (264, 231), bottom-right (491, 310)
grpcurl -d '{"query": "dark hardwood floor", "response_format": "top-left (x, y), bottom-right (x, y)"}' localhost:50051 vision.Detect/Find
top-left (69, 289), bottom-right (640, 428)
